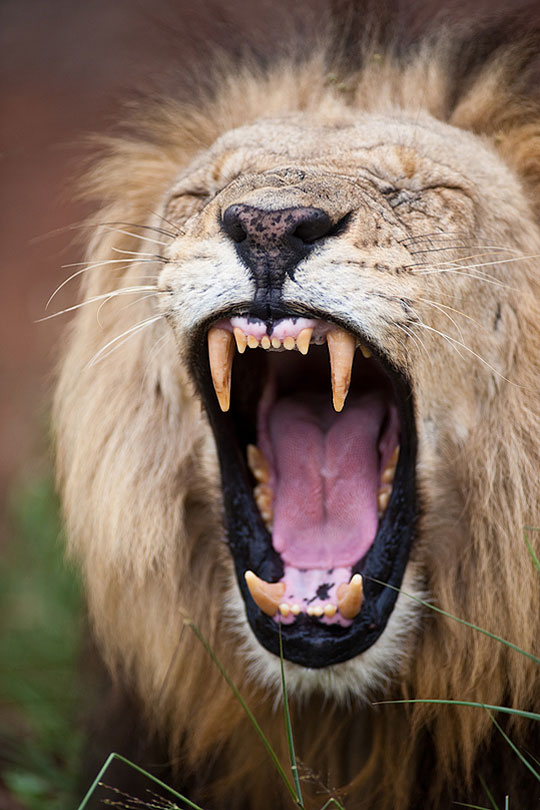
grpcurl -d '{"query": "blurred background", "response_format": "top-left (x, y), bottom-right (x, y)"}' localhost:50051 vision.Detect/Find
top-left (0, 0), bottom-right (529, 807)
top-left (0, 2), bottom-right (320, 806)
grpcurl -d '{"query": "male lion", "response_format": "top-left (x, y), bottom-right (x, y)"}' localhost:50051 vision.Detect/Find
top-left (55, 2), bottom-right (540, 807)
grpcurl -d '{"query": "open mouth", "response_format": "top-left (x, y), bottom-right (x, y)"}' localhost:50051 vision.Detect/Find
top-left (189, 309), bottom-right (417, 667)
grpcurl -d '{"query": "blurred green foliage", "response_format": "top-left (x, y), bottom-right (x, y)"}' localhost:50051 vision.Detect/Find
top-left (0, 474), bottom-right (84, 809)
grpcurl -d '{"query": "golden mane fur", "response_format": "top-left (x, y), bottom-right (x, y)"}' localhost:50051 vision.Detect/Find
top-left (55, 5), bottom-right (540, 808)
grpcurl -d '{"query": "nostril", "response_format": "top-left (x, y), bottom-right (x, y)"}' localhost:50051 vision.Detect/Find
top-left (222, 205), bottom-right (247, 243)
top-left (293, 209), bottom-right (335, 243)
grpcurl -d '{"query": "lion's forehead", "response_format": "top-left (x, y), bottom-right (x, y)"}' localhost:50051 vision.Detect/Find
top-left (170, 110), bottom-right (523, 224)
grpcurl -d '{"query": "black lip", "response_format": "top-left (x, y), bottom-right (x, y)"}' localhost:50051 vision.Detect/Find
top-left (189, 304), bottom-right (418, 668)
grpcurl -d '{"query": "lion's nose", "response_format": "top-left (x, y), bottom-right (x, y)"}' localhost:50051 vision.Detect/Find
top-left (221, 204), bottom-right (335, 307)
top-left (222, 204), bottom-right (333, 249)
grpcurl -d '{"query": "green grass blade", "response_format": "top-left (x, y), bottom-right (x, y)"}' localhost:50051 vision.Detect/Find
top-left (319, 798), bottom-right (347, 810)
top-left (368, 578), bottom-right (540, 665)
top-left (523, 527), bottom-right (540, 576)
top-left (185, 619), bottom-right (298, 804)
top-left (488, 712), bottom-right (540, 782)
top-left (76, 752), bottom-right (204, 810)
top-left (374, 698), bottom-right (540, 722)
top-left (278, 628), bottom-right (303, 807)
top-left (479, 775), bottom-right (499, 810)
top-left (453, 803), bottom-right (491, 809)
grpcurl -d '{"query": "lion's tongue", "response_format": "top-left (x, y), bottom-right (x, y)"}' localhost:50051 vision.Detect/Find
top-left (264, 395), bottom-right (385, 569)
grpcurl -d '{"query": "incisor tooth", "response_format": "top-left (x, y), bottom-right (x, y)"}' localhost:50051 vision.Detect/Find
top-left (324, 603), bottom-right (337, 618)
top-left (207, 327), bottom-right (235, 412)
top-left (247, 444), bottom-right (270, 483)
top-left (271, 337), bottom-right (282, 349)
top-left (291, 603), bottom-right (301, 615)
top-left (337, 573), bottom-right (364, 620)
top-left (381, 465), bottom-right (395, 484)
top-left (233, 327), bottom-right (247, 354)
top-left (296, 328), bottom-right (313, 355)
top-left (261, 335), bottom-right (271, 350)
top-left (327, 329), bottom-right (356, 412)
top-left (247, 335), bottom-right (259, 349)
top-left (244, 571), bottom-right (286, 617)
top-left (279, 603), bottom-right (290, 617)
top-left (284, 336), bottom-right (295, 350)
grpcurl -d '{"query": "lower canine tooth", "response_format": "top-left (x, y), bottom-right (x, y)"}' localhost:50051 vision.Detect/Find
top-left (327, 329), bottom-right (356, 412)
top-left (337, 573), bottom-right (364, 620)
top-left (208, 327), bottom-right (235, 412)
top-left (244, 571), bottom-right (286, 617)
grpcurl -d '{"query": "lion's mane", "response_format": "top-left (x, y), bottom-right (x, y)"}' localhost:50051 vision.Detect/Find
top-left (55, 3), bottom-right (540, 808)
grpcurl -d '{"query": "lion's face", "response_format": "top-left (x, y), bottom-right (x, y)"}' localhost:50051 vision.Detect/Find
top-left (155, 109), bottom-right (530, 680)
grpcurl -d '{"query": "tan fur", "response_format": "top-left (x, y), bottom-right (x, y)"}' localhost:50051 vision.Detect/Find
top-left (55, 24), bottom-right (540, 810)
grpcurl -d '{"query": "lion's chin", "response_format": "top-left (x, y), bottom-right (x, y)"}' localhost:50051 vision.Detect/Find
top-left (225, 561), bottom-right (425, 701)
top-left (190, 307), bottom-right (418, 668)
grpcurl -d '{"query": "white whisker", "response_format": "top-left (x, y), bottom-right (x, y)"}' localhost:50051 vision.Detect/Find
top-left (48, 259), bottom-right (162, 309)
top-left (87, 315), bottom-right (162, 368)
top-left (40, 286), bottom-right (158, 321)
top-left (416, 322), bottom-right (519, 386)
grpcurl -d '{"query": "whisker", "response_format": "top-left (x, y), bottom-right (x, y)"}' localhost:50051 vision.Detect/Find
top-left (95, 291), bottom-right (159, 328)
top-left (95, 225), bottom-right (170, 247)
top-left (415, 322), bottom-right (519, 386)
top-left (87, 315), bottom-right (162, 368)
top-left (38, 286), bottom-right (159, 322)
top-left (111, 246), bottom-right (167, 260)
top-left (410, 267), bottom-right (514, 289)
top-left (395, 322), bottom-right (430, 359)
top-left (48, 258), bottom-right (162, 309)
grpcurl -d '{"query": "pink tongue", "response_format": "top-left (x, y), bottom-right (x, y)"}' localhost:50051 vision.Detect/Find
top-left (265, 394), bottom-right (386, 569)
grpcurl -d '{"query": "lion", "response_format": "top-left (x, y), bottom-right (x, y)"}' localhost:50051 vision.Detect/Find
top-left (54, 2), bottom-right (540, 808)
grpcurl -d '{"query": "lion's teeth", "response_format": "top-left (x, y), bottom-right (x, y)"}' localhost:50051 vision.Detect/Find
top-left (271, 336), bottom-right (282, 349)
top-left (207, 327), bottom-right (235, 412)
top-left (324, 603), bottom-right (337, 618)
top-left (296, 327), bottom-right (313, 355)
top-left (337, 573), bottom-right (364, 620)
top-left (377, 487), bottom-right (391, 514)
top-left (326, 328), bottom-right (356, 412)
top-left (247, 444), bottom-right (270, 483)
top-left (360, 345), bottom-right (372, 359)
top-left (279, 603), bottom-right (290, 617)
top-left (291, 603), bottom-right (301, 615)
top-left (247, 334), bottom-right (259, 349)
top-left (284, 336), bottom-right (295, 350)
top-left (261, 335), bottom-right (271, 349)
top-left (233, 327), bottom-right (247, 354)
top-left (254, 482), bottom-right (274, 528)
top-left (244, 571), bottom-right (286, 617)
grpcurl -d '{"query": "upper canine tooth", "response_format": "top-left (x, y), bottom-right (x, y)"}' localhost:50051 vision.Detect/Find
top-left (296, 327), bottom-right (313, 355)
top-left (244, 571), bottom-right (286, 617)
top-left (207, 327), bottom-right (235, 412)
top-left (327, 329), bottom-right (356, 412)
top-left (337, 573), bottom-right (364, 620)
top-left (247, 335), bottom-right (259, 349)
top-left (233, 327), bottom-right (247, 354)
top-left (261, 335), bottom-right (271, 350)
